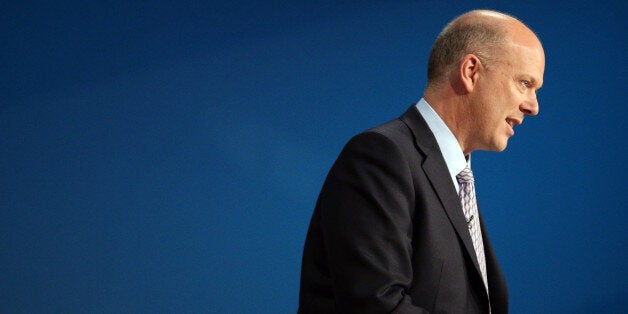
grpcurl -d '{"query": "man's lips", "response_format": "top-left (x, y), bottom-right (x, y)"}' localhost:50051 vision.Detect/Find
top-left (505, 118), bottom-right (522, 135)
top-left (506, 117), bottom-right (522, 127)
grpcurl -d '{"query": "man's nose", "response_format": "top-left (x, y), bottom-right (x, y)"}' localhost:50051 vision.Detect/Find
top-left (520, 94), bottom-right (539, 116)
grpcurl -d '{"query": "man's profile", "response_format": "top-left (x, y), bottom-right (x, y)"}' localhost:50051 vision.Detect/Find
top-left (298, 9), bottom-right (544, 313)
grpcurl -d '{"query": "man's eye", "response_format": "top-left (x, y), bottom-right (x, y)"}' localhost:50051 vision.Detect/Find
top-left (520, 80), bottom-right (530, 87)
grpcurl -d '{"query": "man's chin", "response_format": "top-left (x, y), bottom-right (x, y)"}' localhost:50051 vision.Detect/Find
top-left (485, 140), bottom-right (509, 153)
top-left (496, 141), bottom-right (509, 152)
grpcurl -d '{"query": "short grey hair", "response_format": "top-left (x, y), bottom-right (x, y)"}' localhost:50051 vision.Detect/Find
top-left (426, 15), bottom-right (509, 87)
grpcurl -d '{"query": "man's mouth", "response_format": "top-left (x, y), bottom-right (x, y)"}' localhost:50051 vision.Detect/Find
top-left (506, 117), bottom-right (522, 128)
top-left (505, 118), bottom-right (521, 136)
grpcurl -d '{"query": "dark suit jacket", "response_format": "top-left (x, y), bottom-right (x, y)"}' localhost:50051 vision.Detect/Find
top-left (298, 106), bottom-right (508, 313)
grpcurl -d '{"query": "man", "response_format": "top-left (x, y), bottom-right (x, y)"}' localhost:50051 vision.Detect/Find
top-left (298, 10), bottom-right (544, 314)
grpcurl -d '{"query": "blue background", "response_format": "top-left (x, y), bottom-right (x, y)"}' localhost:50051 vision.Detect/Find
top-left (2, 1), bottom-right (626, 313)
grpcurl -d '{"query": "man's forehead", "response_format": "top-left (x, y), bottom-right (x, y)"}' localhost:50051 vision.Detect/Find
top-left (497, 42), bottom-right (545, 81)
top-left (498, 38), bottom-right (545, 64)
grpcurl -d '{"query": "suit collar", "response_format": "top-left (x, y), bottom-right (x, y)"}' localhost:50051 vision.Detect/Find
top-left (399, 106), bottom-right (491, 300)
top-left (414, 99), bottom-right (468, 191)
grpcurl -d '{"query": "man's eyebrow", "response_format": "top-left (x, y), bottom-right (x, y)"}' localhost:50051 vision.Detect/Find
top-left (532, 78), bottom-right (543, 89)
top-left (522, 76), bottom-right (542, 88)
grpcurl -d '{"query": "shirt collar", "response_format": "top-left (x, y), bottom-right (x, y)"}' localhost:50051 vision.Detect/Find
top-left (414, 98), bottom-right (469, 192)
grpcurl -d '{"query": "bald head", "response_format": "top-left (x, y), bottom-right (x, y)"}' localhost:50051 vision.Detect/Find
top-left (423, 10), bottom-right (545, 154)
top-left (426, 10), bottom-right (541, 88)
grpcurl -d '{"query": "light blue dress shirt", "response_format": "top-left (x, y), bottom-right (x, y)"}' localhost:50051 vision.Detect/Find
top-left (414, 98), bottom-right (469, 193)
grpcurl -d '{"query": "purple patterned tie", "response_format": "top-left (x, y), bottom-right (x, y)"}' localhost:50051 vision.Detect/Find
top-left (457, 167), bottom-right (489, 292)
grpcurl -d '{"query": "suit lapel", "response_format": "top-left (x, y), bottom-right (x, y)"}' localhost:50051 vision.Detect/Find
top-left (399, 106), bottom-right (486, 290)
top-left (479, 208), bottom-right (508, 312)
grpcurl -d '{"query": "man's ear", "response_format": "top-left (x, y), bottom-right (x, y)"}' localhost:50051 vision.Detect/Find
top-left (459, 54), bottom-right (482, 93)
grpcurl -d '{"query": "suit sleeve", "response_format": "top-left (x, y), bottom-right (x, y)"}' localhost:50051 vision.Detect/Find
top-left (317, 131), bottom-right (429, 313)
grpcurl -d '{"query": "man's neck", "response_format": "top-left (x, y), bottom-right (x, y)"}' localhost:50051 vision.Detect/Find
top-left (423, 90), bottom-right (472, 155)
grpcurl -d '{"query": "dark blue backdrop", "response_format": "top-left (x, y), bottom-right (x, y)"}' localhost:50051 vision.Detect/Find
top-left (2, 1), bottom-right (626, 313)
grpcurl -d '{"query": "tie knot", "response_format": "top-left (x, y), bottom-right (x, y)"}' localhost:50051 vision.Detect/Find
top-left (456, 167), bottom-right (474, 183)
